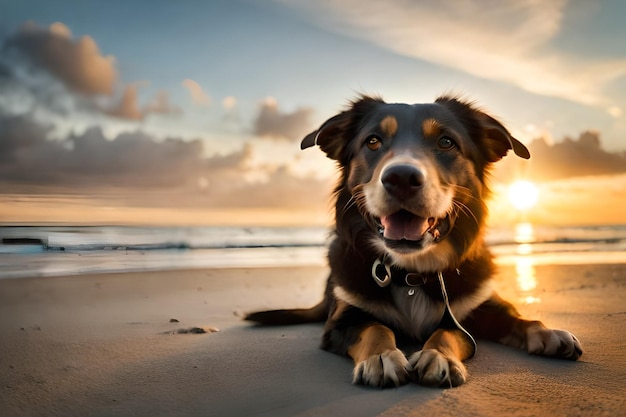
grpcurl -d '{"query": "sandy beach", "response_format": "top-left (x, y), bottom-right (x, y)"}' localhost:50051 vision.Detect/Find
top-left (1, 263), bottom-right (625, 417)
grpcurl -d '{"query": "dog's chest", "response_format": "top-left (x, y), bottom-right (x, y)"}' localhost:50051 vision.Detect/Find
top-left (390, 286), bottom-right (445, 341)
top-left (388, 280), bottom-right (494, 341)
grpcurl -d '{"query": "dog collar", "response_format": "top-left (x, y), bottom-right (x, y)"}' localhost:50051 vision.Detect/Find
top-left (371, 258), bottom-right (459, 288)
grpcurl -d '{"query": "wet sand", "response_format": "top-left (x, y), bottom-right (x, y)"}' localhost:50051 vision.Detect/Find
top-left (1, 263), bottom-right (624, 417)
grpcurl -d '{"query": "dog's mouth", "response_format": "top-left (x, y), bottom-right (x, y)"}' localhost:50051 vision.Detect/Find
top-left (377, 210), bottom-right (452, 250)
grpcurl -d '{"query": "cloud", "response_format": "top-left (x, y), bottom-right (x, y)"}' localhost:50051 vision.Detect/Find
top-left (182, 78), bottom-right (210, 106)
top-left (3, 21), bottom-right (117, 96)
top-left (220, 96), bottom-right (241, 124)
top-left (2, 21), bottom-right (181, 123)
top-left (144, 90), bottom-right (181, 115)
top-left (496, 130), bottom-right (626, 182)
top-left (607, 106), bottom-right (623, 118)
top-left (105, 85), bottom-right (181, 121)
top-left (0, 111), bottom-right (331, 209)
top-left (0, 111), bottom-right (204, 188)
top-left (284, 0), bottom-right (626, 107)
top-left (222, 96), bottom-right (237, 110)
top-left (0, 61), bottom-right (12, 79)
top-left (105, 84), bottom-right (143, 120)
top-left (253, 97), bottom-right (314, 140)
top-left (206, 165), bottom-right (330, 209)
top-left (525, 131), bottom-right (626, 181)
top-left (0, 112), bottom-right (54, 165)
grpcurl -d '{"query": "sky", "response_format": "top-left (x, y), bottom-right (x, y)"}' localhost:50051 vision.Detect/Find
top-left (1, 0), bottom-right (625, 226)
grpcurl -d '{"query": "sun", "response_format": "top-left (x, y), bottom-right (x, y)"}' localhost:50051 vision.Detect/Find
top-left (508, 180), bottom-right (539, 211)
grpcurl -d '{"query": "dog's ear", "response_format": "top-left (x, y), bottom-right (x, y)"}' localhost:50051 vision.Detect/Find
top-left (301, 95), bottom-right (384, 161)
top-left (300, 112), bottom-right (348, 160)
top-left (480, 113), bottom-right (530, 161)
top-left (436, 96), bottom-right (530, 162)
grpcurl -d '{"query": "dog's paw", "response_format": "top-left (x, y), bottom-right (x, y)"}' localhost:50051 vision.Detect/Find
top-left (353, 348), bottom-right (411, 388)
top-left (527, 325), bottom-right (583, 360)
top-left (408, 349), bottom-right (467, 388)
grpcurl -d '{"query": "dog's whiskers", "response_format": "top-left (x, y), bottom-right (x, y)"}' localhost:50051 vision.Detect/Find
top-left (351, 186), bottom-right (366, 213)
top-left (352, 186), bottom-right (379, 230)
top-left (452, 199), bottom-right (480, 227)
top-left (341, 195), bottom-right (357, 215)
top-left (340, 187), bottom-right (378, 231)
top-left (449, 184), bottom-right (479, 203)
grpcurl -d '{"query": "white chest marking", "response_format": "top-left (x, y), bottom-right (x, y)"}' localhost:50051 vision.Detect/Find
top-left (333, 281), bottom-right (494, 342)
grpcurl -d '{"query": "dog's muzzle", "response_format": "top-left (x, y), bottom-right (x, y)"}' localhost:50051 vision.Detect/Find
top-left (375, 163), bottom-right (454, 251)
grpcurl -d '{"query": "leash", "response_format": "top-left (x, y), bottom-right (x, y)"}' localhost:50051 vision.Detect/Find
top-left (371, 258), bottom-right (477, 358)
top-left (436, 271), bottom-right (477, 358)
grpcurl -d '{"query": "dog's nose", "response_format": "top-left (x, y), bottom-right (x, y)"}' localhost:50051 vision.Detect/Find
top-left (382, 164), bottom-right (424, 200)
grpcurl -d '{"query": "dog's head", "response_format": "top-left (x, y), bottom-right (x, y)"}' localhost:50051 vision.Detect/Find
top-left (302, 95), bottom-right (529, 270)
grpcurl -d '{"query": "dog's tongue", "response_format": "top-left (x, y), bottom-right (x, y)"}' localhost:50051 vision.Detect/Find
top-left (381, 211), bottom-right (430, 241)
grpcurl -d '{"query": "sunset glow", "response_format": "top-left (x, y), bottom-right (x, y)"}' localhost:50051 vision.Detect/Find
top-left (508, 181), bottom-right (539, 211)
top-left (1, 2), bottom-right (625, 227)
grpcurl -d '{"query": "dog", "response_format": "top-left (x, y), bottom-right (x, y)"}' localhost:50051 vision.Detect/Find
top-left (245, 95), bottom-right (582, 388)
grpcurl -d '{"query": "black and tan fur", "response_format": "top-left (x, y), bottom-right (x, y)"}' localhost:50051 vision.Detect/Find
top-left (246, 95), bottom-right (582, 388)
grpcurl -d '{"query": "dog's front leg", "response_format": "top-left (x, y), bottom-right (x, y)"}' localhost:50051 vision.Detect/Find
top-left (321, 301), bottom-right (411, 388)
top-left (408, 328), bottom-right (474, 387)
top-left (348, 323), bottom-right (411, 388)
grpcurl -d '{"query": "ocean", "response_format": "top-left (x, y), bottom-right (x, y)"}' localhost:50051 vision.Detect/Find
top-left (1, 224), bottom-right (625, 279)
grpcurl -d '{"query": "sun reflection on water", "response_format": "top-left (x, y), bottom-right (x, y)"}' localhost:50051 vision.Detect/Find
top-left (514, 222), bottom-right (541, 304)
top-left (514, 222), bottom-right (535, 243)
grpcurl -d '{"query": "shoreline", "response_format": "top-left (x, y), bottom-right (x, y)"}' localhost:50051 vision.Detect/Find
top-left (1, 263), bottom-right (625, 416)
top-left (1, 248), bottom-right (625, 281)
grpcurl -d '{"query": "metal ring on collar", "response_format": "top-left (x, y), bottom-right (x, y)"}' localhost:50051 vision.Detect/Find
top-left (405, 272), bottom-right (428, 286)
top-left (372, 258), bottom-right (392, 287)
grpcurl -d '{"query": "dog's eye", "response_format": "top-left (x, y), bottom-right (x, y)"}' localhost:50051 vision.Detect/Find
top-left (366, 136), bottom-right (382, 151)
top-left (438, 136), bottom-right (456, 150)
